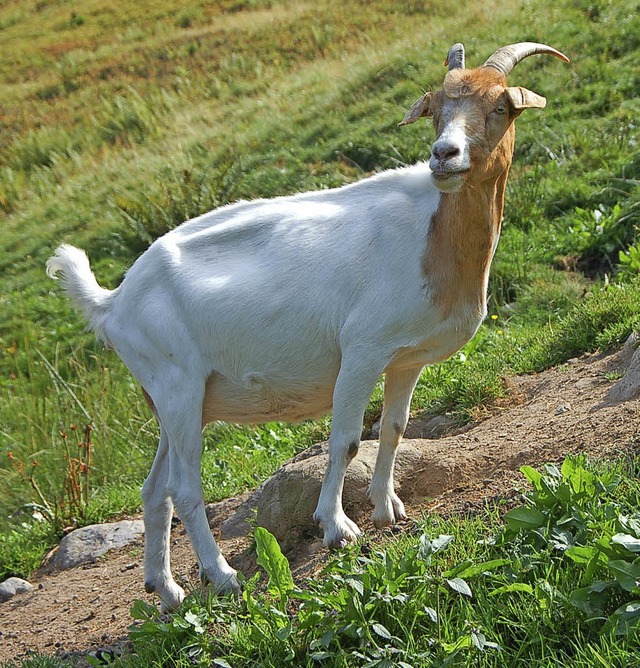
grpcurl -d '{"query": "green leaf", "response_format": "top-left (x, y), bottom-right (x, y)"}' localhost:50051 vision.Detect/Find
top-left (254, 527), bottom-right (294, 600)
top-left (371, 623), bottom-right (392, 640)
top-left (183, 610), bottom-right (206, 634)
top-left (488, 583), bottom-right (533, 597)
top-left (550, 527), bottom-right (574, 551)
top-left (619, 515), bottom-right (640, 537)
top-left (276, 621), bottom-right (293, 641)
top-left (446, 577), bottom-right (472, 597)
top-left (535, 579), bottom-right (569, 606)
top-left (569, 587), bottom-right (606, 617)
top-left (129, 599), bottom-right (159, 622)
top-left (345, 576), bottom-right (364, 596)
top-left (449, 559), bottom-right (510, 580)
top-left (608, 560), bottom-right (640, 592)
top-left (443, 559), bottom-right (473, 578)
top-left (611, 533), bottom-right (640, 553)
top-left (417, 534), bottom-right (432, 561)
top-left (424, 606), bottom-right (438, 622)
top-left (310, 652), bottom-right (332, 661)
top-left (504, 507), bottom-right (546, 531)
top-left (431, 534), bottom-right (455, 552)
top-left (442, 634), bottom-right (472, 652)
top-left (213, 659), bottom-right (233, 668)
top-left (520, 465), bottom-right (543, 490)
top-left (565, 545), bottom-right (599, 564)
top-left (603, 601), bottom-right (640, 636)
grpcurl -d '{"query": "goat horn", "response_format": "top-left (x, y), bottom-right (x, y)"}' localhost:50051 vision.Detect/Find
top-left (483, 42), bottom-right (570, 76)
top-left (444, 43), bottom-right (465, 70)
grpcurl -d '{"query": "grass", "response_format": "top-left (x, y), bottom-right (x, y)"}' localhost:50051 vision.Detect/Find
top-left (9, 454), bottom-right (638, 667)
top-left (0, 0), bottom-right (639, 663)
top-left (121, 455), bottom-right (640, 667)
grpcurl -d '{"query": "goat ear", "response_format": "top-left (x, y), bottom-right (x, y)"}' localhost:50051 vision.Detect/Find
top-left (505, 86), bottom-right (547, 111)
top-left (399, 92), bottom-right (433, 126)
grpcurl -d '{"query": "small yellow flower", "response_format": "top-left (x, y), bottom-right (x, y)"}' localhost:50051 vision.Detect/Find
top-left (491, 314), bottom-right (498, 321)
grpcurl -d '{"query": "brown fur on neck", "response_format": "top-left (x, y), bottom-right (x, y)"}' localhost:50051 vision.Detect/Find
top-left (423, 125), bottom-right (513, 319)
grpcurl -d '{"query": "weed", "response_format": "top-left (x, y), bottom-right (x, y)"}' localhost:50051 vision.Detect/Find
top-left (120, 456), bottom-right (640, 666)
top-left (95, 88), bottom-right (168, 147)
top-left (499, 455), bottom-right (640, 638)
top-left (6, 423), bottom-right (94, 531)
top-left (8, 128), bottom-right (76, 172)
top-left (68, 12), bottom-right (85, 28)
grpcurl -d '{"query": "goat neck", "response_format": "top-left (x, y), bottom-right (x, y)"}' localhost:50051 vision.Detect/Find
top-left (423, 170), bottom-right (505, 321)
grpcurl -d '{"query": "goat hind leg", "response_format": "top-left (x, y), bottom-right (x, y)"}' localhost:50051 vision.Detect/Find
top-left (369, 365), bottom-right (423, 528)
top-left (141, 428), bottom-right (185, 612)
top-left (158, 386), bottom-right (240, 596)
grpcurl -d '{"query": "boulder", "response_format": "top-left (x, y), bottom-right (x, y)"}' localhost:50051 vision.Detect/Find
top-left (604, 332), bottom-right (640, 404)
top-left (0, 577), bottom-right (33, 603)
top-left (52, 520), bottom-right (144, 570)
top-left (221, 439), bottom-right (472, 552)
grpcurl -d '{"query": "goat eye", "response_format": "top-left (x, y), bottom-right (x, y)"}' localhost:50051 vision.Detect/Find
top-left (494, 104), bottom-right (507, 115)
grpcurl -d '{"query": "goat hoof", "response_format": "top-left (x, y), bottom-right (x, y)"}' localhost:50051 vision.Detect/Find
top-left (319, 512), bottom-right (362, 549)
top-left (158, 583), bottom-right (186, 613)
top-left (201, 567), bottom-right (242, 596)
top-left (371, 494), bottom-right (407, 528)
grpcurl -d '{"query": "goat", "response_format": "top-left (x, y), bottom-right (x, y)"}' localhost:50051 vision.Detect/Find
top-left (47, 42), bottom-right (569, 611)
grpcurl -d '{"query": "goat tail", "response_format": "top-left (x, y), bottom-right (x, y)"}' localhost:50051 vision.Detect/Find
top-left (46, 244), bottom-right (114, 341)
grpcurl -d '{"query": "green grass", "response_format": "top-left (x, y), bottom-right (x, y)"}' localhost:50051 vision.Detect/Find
top-left (13, 454), bottom-right (635, 668)
top-left (0, 0), bottom-right (639, 662)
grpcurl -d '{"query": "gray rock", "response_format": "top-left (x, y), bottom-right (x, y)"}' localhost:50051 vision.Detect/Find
top-left (604, 333), bottom-right (640, 404)
top-left (222, 440), bottom-right (461, 552)
top-left (52, 520), bottom-right (144, 570)
top-left (0, 577), bottom-right (33, 603)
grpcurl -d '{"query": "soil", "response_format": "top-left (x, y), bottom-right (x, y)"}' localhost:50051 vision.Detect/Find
top-left (1, 341), bottom-right (639, 664)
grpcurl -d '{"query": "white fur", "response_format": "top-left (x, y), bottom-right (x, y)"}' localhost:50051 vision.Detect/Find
top-left (47, 101), bottom-right (502, 611)
top-left (47, 162), bottom-right (466, 607)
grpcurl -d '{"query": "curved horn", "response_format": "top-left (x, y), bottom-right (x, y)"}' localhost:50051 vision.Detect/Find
top-left (444, 43), bottom-right (465, 70)
top-left (483, 42), bottom-right (570, 77)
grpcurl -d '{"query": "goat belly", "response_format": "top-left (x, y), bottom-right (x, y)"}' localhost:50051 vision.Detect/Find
top-left (201, 371), bottom-right (336, 425)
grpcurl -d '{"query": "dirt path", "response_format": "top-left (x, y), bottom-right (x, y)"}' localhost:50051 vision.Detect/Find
top-left (1, 341), bottom-right (639, 663)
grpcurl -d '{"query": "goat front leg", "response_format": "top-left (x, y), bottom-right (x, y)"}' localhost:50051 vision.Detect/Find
top-left (314, 359), bottom-right (384, 548)
top-left (368, 365), bottom-right (423, 528)
top-left (141, 428), bottom-right (185, 612)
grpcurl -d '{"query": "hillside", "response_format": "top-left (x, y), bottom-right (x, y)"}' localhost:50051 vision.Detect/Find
top-left (1, 340), bottom-right (639, 662)
top-left (0, 0), bottom-right (639, 664)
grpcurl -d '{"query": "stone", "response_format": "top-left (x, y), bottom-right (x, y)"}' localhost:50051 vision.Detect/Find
top-left (603, 333), bottom-right (640, 404)
top-left (52, 520), bottom-right (144, 570)
top-left (222, 439), bottom-right (465, 552)
top-left (0, 577), bottom-right (33, 603)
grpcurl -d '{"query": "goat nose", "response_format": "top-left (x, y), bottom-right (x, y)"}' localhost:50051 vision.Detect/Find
top-left (432, 141), bottom-right (461, 161)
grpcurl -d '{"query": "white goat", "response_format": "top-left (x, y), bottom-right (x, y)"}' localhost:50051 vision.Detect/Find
top-left (47, 42), bottom-right (569, 611)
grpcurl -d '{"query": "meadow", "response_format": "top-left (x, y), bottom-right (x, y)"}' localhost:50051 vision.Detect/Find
top-left (0, 0), bottom-right (639, 664)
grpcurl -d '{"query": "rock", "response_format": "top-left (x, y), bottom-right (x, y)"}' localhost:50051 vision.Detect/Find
top-left (52, 520), bottom-right (144, 570)
top-left (0, 577), bottom-right (33, 603)
top-left (603, 332), bottom-right (640, 404)
top-left (222, 439), bottom-right (466, 552)
top-left (404, 414), bottom-right (459, 439)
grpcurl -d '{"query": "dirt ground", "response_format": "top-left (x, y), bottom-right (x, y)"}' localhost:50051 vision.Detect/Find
top-left (1, 340), bottom-right (639, 664)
